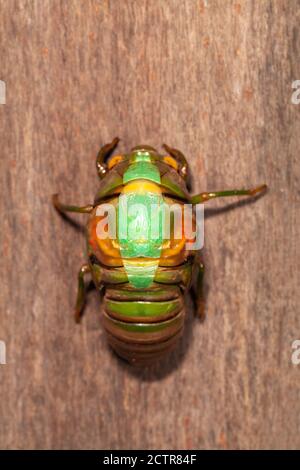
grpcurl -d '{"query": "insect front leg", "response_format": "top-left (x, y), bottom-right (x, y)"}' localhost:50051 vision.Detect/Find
top-left (52, 194), bottom-right (94, 214)
top-left (96, 136), bottom-right (120, 178)
top-left (75, 264), bottom-right (91, 323)
top-left (162, 143), bottom-right (189, 180)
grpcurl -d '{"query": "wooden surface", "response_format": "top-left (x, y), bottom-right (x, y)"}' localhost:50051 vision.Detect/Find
top-left (0, 0), bottom-right (299, 450)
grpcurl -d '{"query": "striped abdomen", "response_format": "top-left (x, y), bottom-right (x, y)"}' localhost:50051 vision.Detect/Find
top-left (102, 285), bottom-right (185, 366)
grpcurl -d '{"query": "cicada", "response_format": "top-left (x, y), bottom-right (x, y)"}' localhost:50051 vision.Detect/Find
top-left (53, 138), bottom-right (266, 366)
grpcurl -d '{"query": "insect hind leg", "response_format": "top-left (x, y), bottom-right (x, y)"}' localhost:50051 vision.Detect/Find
top-left (75, 264), bottom-right (91, 323)
top-left (191, 257), bottom-right (205, 321)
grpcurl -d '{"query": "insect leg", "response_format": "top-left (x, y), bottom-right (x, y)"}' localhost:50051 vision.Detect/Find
top-left (162, 143), bottom-right (189, 180)
top-left (191, 184), bottom-right (267, 204)
top-left (192, 258), bottom-right (205, 320)
top-left (75, 264), bottom-right (91, 323)
top-left (96, 137), bottom-right (120, 178)
top-left (52, 194), bottom-right (94, 214)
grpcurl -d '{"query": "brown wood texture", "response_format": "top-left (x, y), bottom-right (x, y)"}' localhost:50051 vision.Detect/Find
top-left (0, 0), bottom-right (299, 450)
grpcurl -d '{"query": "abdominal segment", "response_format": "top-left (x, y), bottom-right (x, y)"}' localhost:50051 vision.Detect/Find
top-left (102, 285), bottom-right (185, 365)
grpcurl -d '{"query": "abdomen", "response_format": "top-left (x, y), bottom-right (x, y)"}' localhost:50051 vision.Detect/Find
top-left (102, 285), bottom-right (185, 366)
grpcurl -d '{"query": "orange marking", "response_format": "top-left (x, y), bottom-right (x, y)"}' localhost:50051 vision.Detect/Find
top-left (107, 155), bottom-right (123, 169)
top-left (163, 156), bottom-right (178, 171)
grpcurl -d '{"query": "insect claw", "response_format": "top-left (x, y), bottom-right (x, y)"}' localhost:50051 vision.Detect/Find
top-left (249, 184), bottom-right (268, 196)
top-left (74, 311), bottom-right (82, 324)
top-left (52, 193), bottom-right (60, 211)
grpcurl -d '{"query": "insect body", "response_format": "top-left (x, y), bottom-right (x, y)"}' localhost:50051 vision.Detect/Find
top-left (53, 138), bottom-right (266, 366)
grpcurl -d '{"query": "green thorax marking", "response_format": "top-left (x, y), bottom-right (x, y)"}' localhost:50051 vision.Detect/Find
top-left (117, 151), bottom-right (164, 288)
top-left (122, 260), bottom-right (159, 289)
top-left (123, 151), bottom-right (161, 184)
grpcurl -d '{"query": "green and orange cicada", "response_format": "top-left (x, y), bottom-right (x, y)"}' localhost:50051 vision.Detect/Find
top-left (53, 138), bottom-right (267, 366)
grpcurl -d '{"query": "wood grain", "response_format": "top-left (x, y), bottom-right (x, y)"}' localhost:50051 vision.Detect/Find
top-left (0, 0), bottom-right (299, 450)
